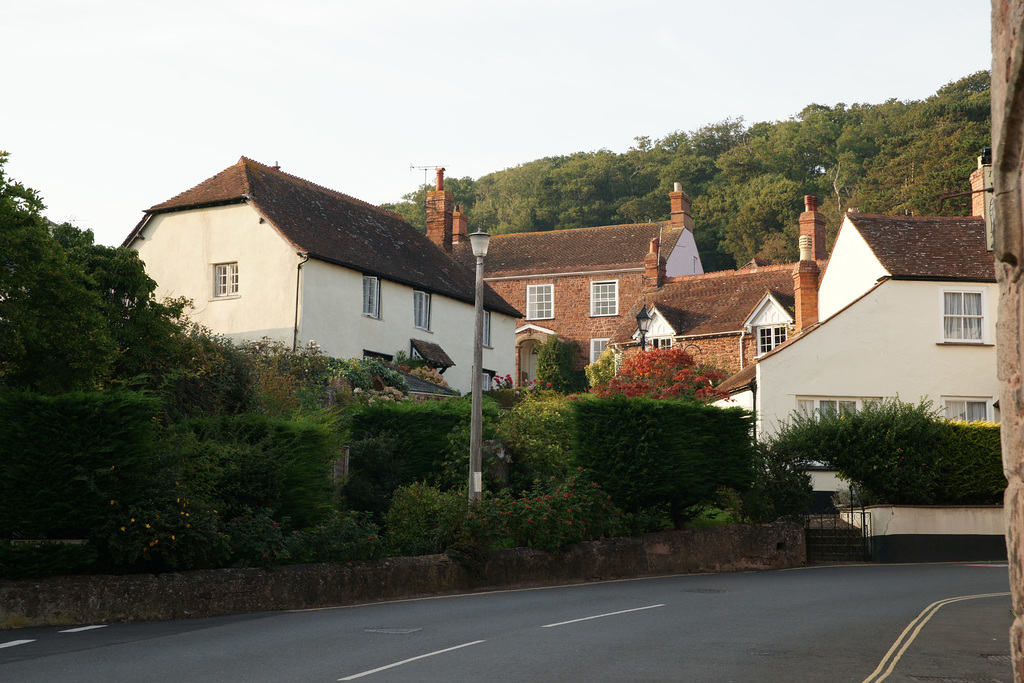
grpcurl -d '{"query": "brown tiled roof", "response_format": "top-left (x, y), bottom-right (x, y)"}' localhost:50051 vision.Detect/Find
top-left (847, 213), bottom-right (995, 282)
top-left (410, 339), bottom-right (455, 369)
top-left (125, 158), bottom-right (519, 317)
top-left (717, 364), bottom-right (756, 395)
top-left (452, 223), bottom-right (685, 277)
top-left (609, 264), bottom-right (798, 344)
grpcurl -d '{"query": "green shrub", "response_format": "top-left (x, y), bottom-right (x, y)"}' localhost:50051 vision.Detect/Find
top-left (287, 510), bottom-right (383, 564)
top-left (584, 348), bottom-right (616, 389)
top-left (934, 421), bottom-right (1004, 504)
top-left (535, 335), bottom-right (587, 394)
top-left (0, 390), bottom-right (159, 540)
top-left (740, 441), bottom-right (814, 522)
top-left (178, 414), bottom-right (337, 528)
top-left (772, 399), bottom-right (942, 505)
top-left (495, 469), bottom-right (624, 552)
top-left (495, 393), bottom-right (574, 491)
top-left (571, 396), bottom-right (754, 528)
top-left (343, 433), bottom-right (407, 520)
top-left (223, 509), bottom-right (291, 568)
top-left (384, 482), bottom-right (472, 556)
top-left (0, 542), bottom-right (99, 579)
top-left (350, 398), bottom-right (499, 482)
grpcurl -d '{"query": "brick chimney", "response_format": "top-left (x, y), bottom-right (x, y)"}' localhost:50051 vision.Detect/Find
top-left (669, 182), bottom-right (694, 230)
top-left (969, 149), bottom-right (993, 219)
top-left (792, 235), bottom-right (820, 332)
top-left (644, 236), bottom-right (665, 290)
top-left (799, 195), bottom-right (826, 262)
top-left (426, 167), bottom-right (454, 252)
top-left (452, 204), bottom-right (468, 245)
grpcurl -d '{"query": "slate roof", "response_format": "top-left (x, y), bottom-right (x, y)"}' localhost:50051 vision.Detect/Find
top-left (399, 370), bottom-right (460, 397)
top-left (609, 265), bottom-right (798, 345)
top-left (847, 213), bottom-right (995, 282)
top-left (452, 223), bottom-right (685, 277)
top-left (410, 339), bottom-right (455, 369)
top-left (125, 157), bottom-right (519, 317)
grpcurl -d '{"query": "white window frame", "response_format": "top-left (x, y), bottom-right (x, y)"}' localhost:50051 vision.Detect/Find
top-left (362, 276), bottom-right (380, 318)
top-left (481, 369), bottom-right (495, 392)
top-left (526, 284), bottom-right (553, 320)
top-left (940, 287), bottom-right (986, 343)
top-left (942, 397), bottom-right (991, 422)
top-left (650, 337), bottom-right (673, 350)
top-left (797, 397), bottom-right (881, 418)
top-left (590, 280), bottom-right (618, 317)
top-left (757, 325), bottom-right (787, 355)
top-left (483, 311), bottom-right (492, 348)
top-left (413, 290), bottom-right (431, 330)
top-left (213, 262), bottom-right (239, 298)
top-left (590, 338), bottom-right (609, 363)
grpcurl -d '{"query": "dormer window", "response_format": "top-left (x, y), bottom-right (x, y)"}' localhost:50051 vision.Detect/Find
top-left (757, 325), bottom-right (787, 355)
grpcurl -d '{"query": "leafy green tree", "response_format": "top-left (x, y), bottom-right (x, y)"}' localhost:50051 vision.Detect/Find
top-left (535, 334), bottom-right (586, 393)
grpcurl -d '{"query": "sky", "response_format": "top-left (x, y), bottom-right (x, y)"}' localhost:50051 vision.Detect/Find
top-left (3, 0), bottom-right (993, 247)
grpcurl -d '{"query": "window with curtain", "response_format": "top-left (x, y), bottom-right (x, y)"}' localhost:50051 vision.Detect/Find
top-left (362, 276), bottom-right (379, 318)
top-left (943, 398), bottom-right (988, 422)
top-left (943, 290), bottom-right (983, 342)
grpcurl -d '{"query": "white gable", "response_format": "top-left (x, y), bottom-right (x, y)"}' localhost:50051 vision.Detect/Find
top-left (631, 307), bottom-right (675, 342)
top-left (664, 228), bottom-right (704, 276)
top-left (744, 293), bottom-right (793, 328)
top-left (817, 215), bottom-right (890, 320)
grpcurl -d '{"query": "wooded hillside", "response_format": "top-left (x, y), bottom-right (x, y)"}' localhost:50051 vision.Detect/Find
top-left (383, 72), bottom-right (990, 272)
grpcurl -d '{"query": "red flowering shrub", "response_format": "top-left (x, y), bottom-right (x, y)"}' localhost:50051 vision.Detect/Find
top-left (591, 347), bottom-right (726, 402)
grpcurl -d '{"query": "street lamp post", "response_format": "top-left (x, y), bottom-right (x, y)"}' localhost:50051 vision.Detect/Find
top-left (635, 305), bottom-right (653, 351)
top-left (468, 230), bottom-right (490, 504)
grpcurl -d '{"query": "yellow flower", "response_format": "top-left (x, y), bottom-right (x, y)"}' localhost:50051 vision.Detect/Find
top-left (171, 535), bottom-right (175, 540)
top-left (120, 526), bottom-right (125, 532)
top-left (110, 500), bottom-right (115, 505)
top-left (130, 518), bottom-right (135, 522)
top-left (145, 523), bottom-right (151, 528)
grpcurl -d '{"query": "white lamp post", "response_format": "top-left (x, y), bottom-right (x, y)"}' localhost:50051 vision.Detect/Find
top-left (468, 230), bottom-right (490, 504)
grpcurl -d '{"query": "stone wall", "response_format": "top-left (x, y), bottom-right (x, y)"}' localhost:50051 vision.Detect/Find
top-left (0, 522), bottom-right (803, 629)
top-left (992, 3), bottom-right (1024, 679)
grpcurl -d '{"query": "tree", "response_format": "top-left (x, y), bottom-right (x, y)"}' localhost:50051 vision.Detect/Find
top-left (0, 152), bottom-right (188, 393)
top-left (591, 347), bottom-right (725, 402)
top-left (534, 334), bottom-right (586, 393)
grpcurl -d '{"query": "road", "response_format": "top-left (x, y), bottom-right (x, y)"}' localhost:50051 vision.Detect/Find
top-left (0, 562), bottom-right (1013, 682)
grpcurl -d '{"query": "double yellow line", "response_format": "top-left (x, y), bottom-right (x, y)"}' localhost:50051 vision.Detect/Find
top-left (862, 591), bottom-right (1011, 683)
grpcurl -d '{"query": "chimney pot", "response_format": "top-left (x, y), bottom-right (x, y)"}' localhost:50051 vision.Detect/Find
top-left (804, 195), bottom-right (818, 212)
top-left (435, 167), bottom-right (445, 191)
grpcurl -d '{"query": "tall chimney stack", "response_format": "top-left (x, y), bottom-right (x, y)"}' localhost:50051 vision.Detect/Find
top-left (426, 167), bottom-right (454, 252)
top-left (799, 195), bottom-right (826, 262)
top-left (792, 235), bottom-right (820, 332)
top-left (644, 236), bottom-right (665, 290)
top-left (452, 204), bottom-right (468, 244)
top-left (669, 183), bottom-right (694, 230)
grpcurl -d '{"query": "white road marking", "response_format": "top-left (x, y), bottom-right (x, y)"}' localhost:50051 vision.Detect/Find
top-left (338, 640), bottom-right (486, 680)
top-left (861, 591), bottom-right (1011, 683)
top-left (0, 640), bottom-right (35, 649)
top-left (59, 625), bottom-right (108, 633)
top-left (542, 603), bottom-right (665, 628)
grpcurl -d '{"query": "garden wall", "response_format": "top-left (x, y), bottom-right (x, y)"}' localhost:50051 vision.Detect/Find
top-left (0, 522), bottom-right (803, 629)
top-left (849, 505), bottom-right (1007, 563)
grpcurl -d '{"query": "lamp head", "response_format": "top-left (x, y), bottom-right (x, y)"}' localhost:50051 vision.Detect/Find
top-left (469, 231), bottom-right (491, 258)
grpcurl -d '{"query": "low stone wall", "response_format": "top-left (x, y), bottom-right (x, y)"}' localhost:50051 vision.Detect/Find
top-left (0, 522), bottom-right (804, 629)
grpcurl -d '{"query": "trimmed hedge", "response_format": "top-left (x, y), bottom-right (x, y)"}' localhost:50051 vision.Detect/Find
top-left (0, 390), bottom-right (159, 539)
top-left (570, 396), bottom-right (754, 528)
top-left (349, 398), bottom-right (499, 482)
top-left (934, 421), bottom-right (1004, 505)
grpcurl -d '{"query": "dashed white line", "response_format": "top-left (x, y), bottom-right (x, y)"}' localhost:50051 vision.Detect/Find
top-left (59, 625), bottom-right (108, 633)
top-left (542, 603), bottom-right (666, 628)
top-left (0, 640), bottom-right (35, 649)
top-left (338, 640), bottom-right (486, 680)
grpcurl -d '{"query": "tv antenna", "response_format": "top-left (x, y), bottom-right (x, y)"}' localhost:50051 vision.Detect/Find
top-left (410, 164), bottom-right (445, 189)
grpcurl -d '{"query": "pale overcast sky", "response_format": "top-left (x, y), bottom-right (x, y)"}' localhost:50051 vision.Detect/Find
top-left (3, 0), bottom-right (992, 247)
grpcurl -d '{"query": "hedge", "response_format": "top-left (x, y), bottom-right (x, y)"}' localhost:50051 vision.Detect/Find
top-left (570, 396), bottom-right (754, 528)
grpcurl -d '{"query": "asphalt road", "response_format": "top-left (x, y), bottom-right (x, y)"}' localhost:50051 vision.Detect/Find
top-left (0, 562), bottom-right (1013, 682)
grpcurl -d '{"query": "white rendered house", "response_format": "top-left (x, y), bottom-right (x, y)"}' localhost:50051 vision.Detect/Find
top-left (753, 212), bottom-right (998, 437)
top-left (123, 158), bottom-right (520, 394)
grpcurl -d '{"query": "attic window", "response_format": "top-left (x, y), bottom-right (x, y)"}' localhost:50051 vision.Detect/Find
top-left (757, 325), bottom-right (787, 355)
top-left (213, 262), bottom-right (239, 298)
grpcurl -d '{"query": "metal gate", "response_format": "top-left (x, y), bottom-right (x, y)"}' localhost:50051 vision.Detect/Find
top-left (804, 505), bottom-right (871, 563)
